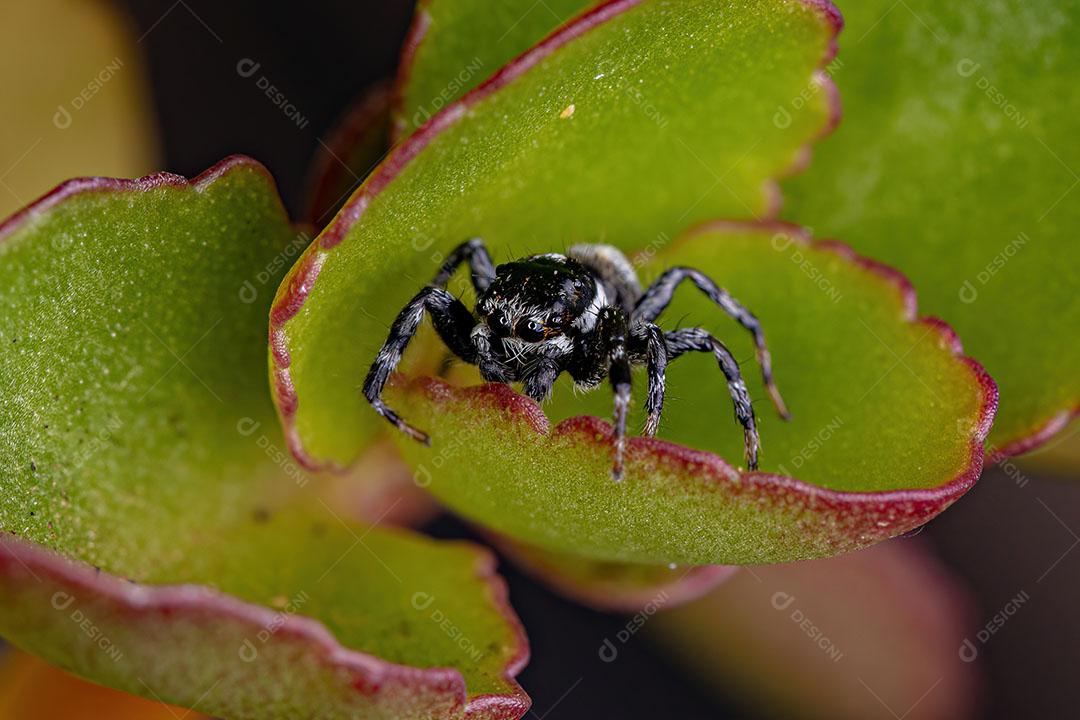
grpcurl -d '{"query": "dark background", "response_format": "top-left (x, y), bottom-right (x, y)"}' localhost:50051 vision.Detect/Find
top-left (113, 1), bottom-right (1080, 717)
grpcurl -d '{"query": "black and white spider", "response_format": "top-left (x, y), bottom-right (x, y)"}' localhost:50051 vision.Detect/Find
top-left (363, 238), bottom-right (789, 480)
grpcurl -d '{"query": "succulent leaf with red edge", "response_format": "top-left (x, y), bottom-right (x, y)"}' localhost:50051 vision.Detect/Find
top-left (0, 158), bottom-right (529, 719)
top-left (781, 0), bottom-right (1080, 464)
top-left (270, 0), bottom-right (996, 566)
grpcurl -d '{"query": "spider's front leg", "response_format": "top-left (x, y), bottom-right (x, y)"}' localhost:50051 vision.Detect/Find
top-left (598, 307), bottom-right (634, 480)
top-left (665, 327), bottom-right (761, 470)
top-left (431, 237), bottom-right (497, 292)
top-left (632, 322), bottom-right (668, 437)
top-left (363, 286), bottom-right (476, 444)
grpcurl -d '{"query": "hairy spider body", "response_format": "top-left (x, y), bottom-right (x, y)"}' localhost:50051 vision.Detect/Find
top-left (363, 238), bottom-right (789, 480)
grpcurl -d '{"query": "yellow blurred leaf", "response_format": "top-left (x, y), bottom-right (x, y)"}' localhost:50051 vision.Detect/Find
top-left (0, 0), bottom-right (158, 216)
top-left (0, 650), bottom-right (201, 720)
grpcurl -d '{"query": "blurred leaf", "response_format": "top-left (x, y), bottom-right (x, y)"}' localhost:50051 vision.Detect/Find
top-left (490, 534), bottom-right (737, 612)
top-left (302, 80), bottom-right (394, 227)
top-left (783, 0), bottom-right (1080, 460)
top-left (650, 540), bottom-right (981, 720)
top-left (0, 650), bottom-right (200, 720)
top-left (1014, 417), bottom-right (1080, 480)
top-left (0, 0), bottom-right (157, 217)
top-left (0, 158), bottom-right (528, 719)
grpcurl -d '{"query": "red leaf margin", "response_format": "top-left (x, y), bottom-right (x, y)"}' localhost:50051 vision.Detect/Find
top-left (0, 157), bottom-right (531, 719)
top-left (0, 534), bottom-right (529, 719)
top-left (300, 80), bottom-right (394, 227)
top-left (387, 0), bottom-right (1074, 468)
top-left (985, 405), bottom-right (1080, 465)
top-left (270, 0), bottom-right (847, 473)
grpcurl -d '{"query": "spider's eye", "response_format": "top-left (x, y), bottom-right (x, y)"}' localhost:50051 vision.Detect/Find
top-left (516, 319), bottom-right (546, 342)
top-left (488, 312), bottom-right (511, 337)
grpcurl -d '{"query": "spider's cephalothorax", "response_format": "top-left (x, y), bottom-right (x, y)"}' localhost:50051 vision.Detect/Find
top-left (363, 238), bottom-right (790, 480)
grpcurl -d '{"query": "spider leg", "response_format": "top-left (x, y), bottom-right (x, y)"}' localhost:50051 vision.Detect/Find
top-left (597, 307), bottom-right (633, 481)
top-left (664, 327), bottom-right (761, 470)
top-left (634, 267), bottom-right (790, 420)
top-left (363, 287), bottom-right (477, 444)
top-left (632, 322), bottom-right (668, 437)
top-left (432, 237), bottom-right (497, 293)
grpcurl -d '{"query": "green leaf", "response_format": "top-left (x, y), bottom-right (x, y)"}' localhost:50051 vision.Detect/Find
top-left (0, 159), bottom-right (528, 719)
top-left (393, 0), bottom-right (599, 139)
top-left (389, 223), bottom-right (994, 564)
top-left (272, 0), bottom-right (843, 471)
top-left (782, 0), bottom-right (1080, 460)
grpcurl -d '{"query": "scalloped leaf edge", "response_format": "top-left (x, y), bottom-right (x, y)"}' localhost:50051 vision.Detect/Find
top-left (271, 0), bottom-right (846, 473)
top-left (392, 220), bottom-right (999, 554)
top-left (986, 404), bottom-right (1080, 465)
top-left (0, 158), bottom-right (530, 718)
top-left (0, 533), bottom-right (529, 718)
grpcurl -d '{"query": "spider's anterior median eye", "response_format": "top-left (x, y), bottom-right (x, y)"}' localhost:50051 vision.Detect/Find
top-left (516, 319), bottom-right (547, 342)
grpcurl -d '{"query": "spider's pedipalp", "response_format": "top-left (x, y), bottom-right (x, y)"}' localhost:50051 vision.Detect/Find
top-left (664, 327), bottom-right (761, 470)
top-left (521, 359), bottom-right (560, 403)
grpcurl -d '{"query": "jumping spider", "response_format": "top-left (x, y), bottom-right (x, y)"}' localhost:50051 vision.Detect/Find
top-left (364, 238), bottom-right (789, 480)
